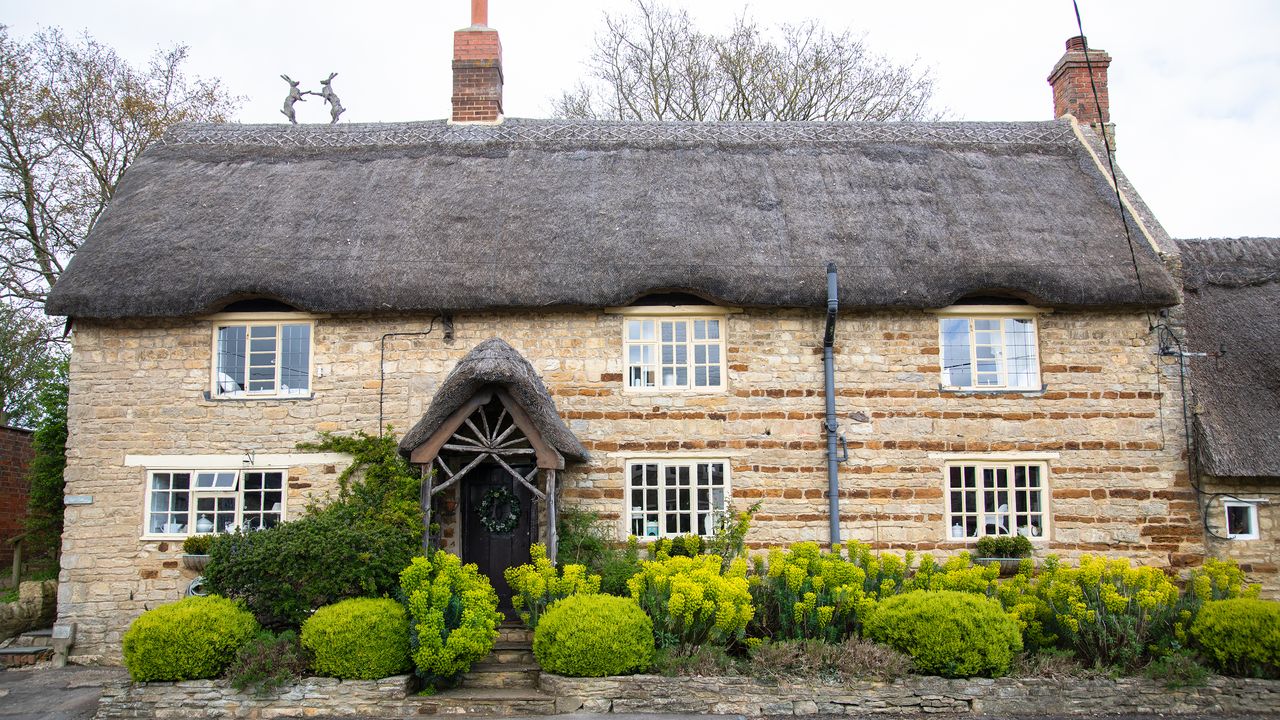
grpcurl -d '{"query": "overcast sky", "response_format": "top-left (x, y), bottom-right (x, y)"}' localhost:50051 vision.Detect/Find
top-left (4, 1), bottom-right (1278, 239)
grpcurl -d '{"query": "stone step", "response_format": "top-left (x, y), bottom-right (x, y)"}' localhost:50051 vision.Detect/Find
top-left (489, 641), bottom-right (535, 665)
top-left (0, 646), bottom-right (52, 668)
top-left (408, 687), bottom-right (556, 716)
top-left (461, 661), bottom-right (540, 689)
top-left (497, 625), bottom-right (532, 645)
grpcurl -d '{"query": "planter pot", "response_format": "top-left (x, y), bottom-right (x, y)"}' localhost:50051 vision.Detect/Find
top-left (181, 554), bottom-right (210, 571)
top-left (974, 557), bottom-right (1027, 576)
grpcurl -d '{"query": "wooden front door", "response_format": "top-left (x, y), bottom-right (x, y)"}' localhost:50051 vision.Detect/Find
top-left (462, 464), bottom-right (537, 613)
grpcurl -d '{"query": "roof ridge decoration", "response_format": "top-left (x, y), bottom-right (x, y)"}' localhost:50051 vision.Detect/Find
top-left (158, 117), bottom-right (1077, 149)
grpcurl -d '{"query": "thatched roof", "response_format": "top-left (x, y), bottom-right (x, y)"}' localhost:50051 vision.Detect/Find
top-left (46, 118), bottom-right (1178, 319)
top-left (1180, 237), bottom-right (1280, 478)
top-left (398, 338), bottom-right (588, 463)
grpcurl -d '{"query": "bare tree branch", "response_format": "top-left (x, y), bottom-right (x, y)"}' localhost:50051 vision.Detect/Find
top-left (550, 0), bottom-right (943, 124)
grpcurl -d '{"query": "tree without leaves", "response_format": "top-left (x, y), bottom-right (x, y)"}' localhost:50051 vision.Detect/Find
top-left (551, 0), bottom-right (941, 122)
top-left (0, 25), bottom-right (240, 315)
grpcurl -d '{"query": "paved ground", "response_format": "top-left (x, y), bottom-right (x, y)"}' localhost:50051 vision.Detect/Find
top-left (0, 664), bottom-right (126, 720)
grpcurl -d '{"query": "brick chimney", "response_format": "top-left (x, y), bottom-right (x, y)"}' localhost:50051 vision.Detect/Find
top-left (1048, 35), bottom-right (1114, 148)
top-left (452, 0), bottom-right (503, 123)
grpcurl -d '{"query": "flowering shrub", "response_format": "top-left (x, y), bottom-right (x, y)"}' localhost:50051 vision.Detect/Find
top-left (751, 542), bottom-right (872, 642)
top-left (400, 551), bottom-right (503, 688)
top-left (1034, 555), bottom-right (1182, 669)
top-left (647, 534), bottom-right (705, 559)
top-left (1186, 558), bottom-right (1261, 603)
top-left (628, 554), bottom-right (753, 648)
top-left (504, 543), bottom-right (601, 628)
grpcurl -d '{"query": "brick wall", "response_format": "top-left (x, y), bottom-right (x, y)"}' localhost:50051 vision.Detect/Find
top-left (0, 425), bottom-right (34, 569)
top-left (57, 306), bottom-right (1213, 662)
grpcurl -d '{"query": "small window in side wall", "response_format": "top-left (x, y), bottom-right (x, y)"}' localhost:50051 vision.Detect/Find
top-left (624, 317), bottom-right (724, 391)
top-left (939, 315), bottom-right (1041, 390)
top-left (214, 321), bottom-right (312, 398)
top-left (1224, 501), bottom-right (1260, 540)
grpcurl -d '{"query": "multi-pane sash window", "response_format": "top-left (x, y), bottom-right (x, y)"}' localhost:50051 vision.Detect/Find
top-left (946, 462), bottom-right (1047, 540)
top-left (628, 459), bottom-right (729, 537)
top-left (146, 469), bottom-right (285, 536)
top-left (939, 317), bottom-right (1039, 390)
top-left (215, 322), bottom-right (311, 397)
top-left (625, 318), bottom-right (724, 390)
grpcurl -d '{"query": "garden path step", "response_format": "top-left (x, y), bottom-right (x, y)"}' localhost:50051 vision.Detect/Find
top-left (16, 629), bottom-right (53, 648)
top-left (0, 646), bottom-right (53, 668)
top-left (461, 661), bottom-right (540, 689)
top-left (408, 686), bottom-right (556, 716)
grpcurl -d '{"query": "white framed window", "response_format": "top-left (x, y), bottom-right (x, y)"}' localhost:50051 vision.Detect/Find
top-left (624, 317), bottom-right (725, 391)
top-left (945, 461), bottom-right (1048, 541)
top-left (212, 318), bottom-right (312, 398)
top-left (144, 469), bottom-right (286, 537)
top-left (1224, 501), bottom-right (1260, 540)
top-left (627, 459), bottom-right (729, 537)
top-left (937, 308), bottom-right (1041, 390)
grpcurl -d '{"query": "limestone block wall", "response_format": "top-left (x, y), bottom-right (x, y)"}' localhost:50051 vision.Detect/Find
top-left (1201, 476), bottom-right (1279, 596)
top-left (60, 306), bottom-right (1205, 662)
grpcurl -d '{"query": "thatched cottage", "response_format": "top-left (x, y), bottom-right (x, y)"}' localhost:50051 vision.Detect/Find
top-left (41, 7), bottom-right (1277, 662)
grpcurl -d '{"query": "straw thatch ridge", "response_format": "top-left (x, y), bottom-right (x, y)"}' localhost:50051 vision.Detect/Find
top-left (398, 337), bottom-right (588, 463)
top-left (1180, 237), bottom-right (1280, 478)
top-left (46, 117), bottom-right (1179, 319)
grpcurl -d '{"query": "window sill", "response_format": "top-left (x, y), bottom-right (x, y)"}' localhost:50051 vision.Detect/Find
top-left (203, 391), bottom-right (315, 402)
top-left (622, 386), bottom-right (728, 396)
top-left (938, 386), bottom-right (1045, 397)
top-left (140, 534), bottom-right (192, 542)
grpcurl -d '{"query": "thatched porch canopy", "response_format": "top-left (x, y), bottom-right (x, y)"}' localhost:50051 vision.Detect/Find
top-left (1180, 237), bottom-right (1280, 478)
top-left (47, 118), bottom-right (1179, 319)
top-left (399, 337), bottom-right (588, 468)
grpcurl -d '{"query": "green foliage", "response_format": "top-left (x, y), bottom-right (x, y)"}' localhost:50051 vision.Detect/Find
top-left (1186, 558), bottom-right (1261, 603)
top-left (1190, 598), bottom-right (1280, 678)
top-left (752, 542), bottom-right (872, 643)
top-left (865, 590), bottom-right (1022, 678)
top-left (21, 361), bottom-right (67, 552)
top-left (122, 595), bottom-right (259, 681)
top-left (1033, 555), bottom-right (1184, 670)
top-left (182, 534), bottom-right (213, 555)
top-left (0, 307), bottom-right (62, 429)
top-left (504, 543), bottom-right (601, 628)
top-left (401, 551), bottom-right (502, 688)
top-left (652, 644), bottom-right (742, 676)
top-left (555, 508), bottom-right (642, 595)
top-left (628, 554), bottom-right (753, 648)
top-left (975, 535), bottom-right (1033, 559)
top-left (225, 630), bottom-right (312, 696)
top-left (599, 536), bottom-right (644, 596)
top-left (647, 534), bottom-right (704, 559)
top-left (704, 502), bottom-right (761, 565)
top-left (300, 598), bottom-right (412, 680)
top-left (204, 431), bottom-right (423, 630)
top-left (1144, 649), bottom-right (1210, 688)
top-left (748, 637), bottom-right (912, 683)
top-left (533, 594), bottom-right (653, 677)
top-left (203, 509), bottom-right (417, 630)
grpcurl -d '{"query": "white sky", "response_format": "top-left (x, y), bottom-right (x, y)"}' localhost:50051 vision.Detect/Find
top-left (4, 0), bottom-right (1278, 239)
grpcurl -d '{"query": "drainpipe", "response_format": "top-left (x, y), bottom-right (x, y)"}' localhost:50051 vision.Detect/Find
top-left (823, 262), bottom-right (847, 544)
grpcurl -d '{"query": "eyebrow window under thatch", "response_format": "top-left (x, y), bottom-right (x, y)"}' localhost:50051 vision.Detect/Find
top-left (938, 315), bottom-right (1041, 391)
top-left (624, 318), bottom-right (724, 391)
top-left (213, 321), bottom-right (312, 398)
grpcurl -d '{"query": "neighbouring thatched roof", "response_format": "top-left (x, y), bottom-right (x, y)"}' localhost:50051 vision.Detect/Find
top-left (1180, 237), bottom-right (1280, 478)
top-left (398, 338), bottom-right (588, 463)
top-left (46, 118), bottom-right (1179, 319)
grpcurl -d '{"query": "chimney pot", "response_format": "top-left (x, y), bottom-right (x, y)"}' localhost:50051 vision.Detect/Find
top-left (471, 0), bottom-right (488, 27)
top-left (1065, 35), bottom-right (1088, 52)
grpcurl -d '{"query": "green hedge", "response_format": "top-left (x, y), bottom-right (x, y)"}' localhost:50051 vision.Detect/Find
top-left (1191, 598), bottom-right (1280, 678)
top-left (122, 595), bottom-right (259, 681)
top-left (533, 594), bottom-right (653, 677)
top-left (300, 598), bottom-right (411, 680)
top-left (865, 590), bottom-right (1022, 678)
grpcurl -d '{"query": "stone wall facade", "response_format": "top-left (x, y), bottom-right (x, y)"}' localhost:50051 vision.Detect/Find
top-left (95, 672), bottom-right (1280, 718)
top-left (0, 425), bottom-right (34, 570)
top-left (61, 306), bottom-right (1208, 661)
top-left (1201, 475), bottom-right (1279, 596)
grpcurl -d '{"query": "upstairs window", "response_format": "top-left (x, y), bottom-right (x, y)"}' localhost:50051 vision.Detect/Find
top-left (939, 313), bottom-right (1041, 390)
top-left (625, 318), bottom-right (724, 390)
top-left (214, 320), bottom-right (312, 398)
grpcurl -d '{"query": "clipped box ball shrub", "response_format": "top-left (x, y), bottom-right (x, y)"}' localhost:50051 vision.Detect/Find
top-left (300, 598), bottom-right (411, 680)
top-left (401, 551), bottom-right (503, 687)
top-left (534, 594), bottom-right (653, 677)
top-left (122, 595), bottom-right (259, 681)
top-left (1191, 598), bottom-right (1280, 678)
top-left (865, 590), bottom-right (1022, 678)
